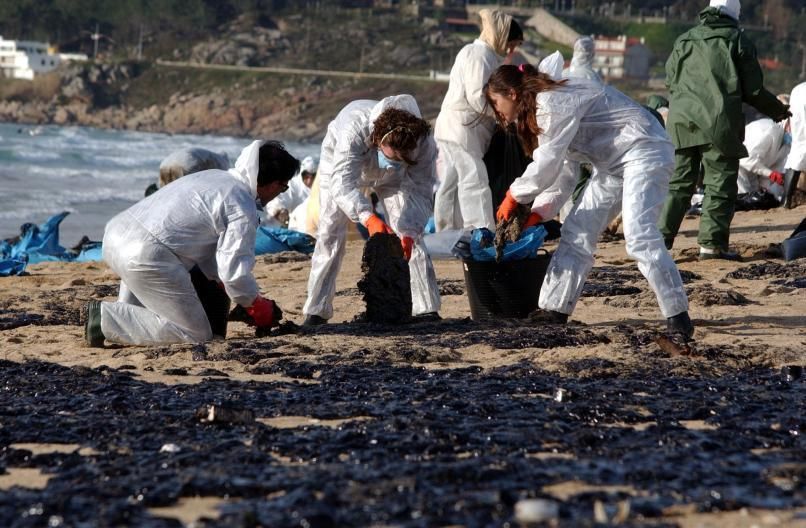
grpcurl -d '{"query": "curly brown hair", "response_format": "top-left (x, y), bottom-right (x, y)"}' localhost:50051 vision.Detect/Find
top-left (369, 107), bottom-right (432, 165)
top-left (484, 64), bottom-right (566, 153)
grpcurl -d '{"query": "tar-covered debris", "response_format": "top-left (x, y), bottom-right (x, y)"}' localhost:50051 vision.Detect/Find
top-left (0, 356), bottom-right (802, 527)
top-left (726, 261), bottom-right (806, 280)
top-left (687, 284), bottom-right (751, 306)
top-left (357, 233), bottom-right (411, 324)
top-left (438, 279), bottom-right (465, 296)
top-left (494, 204), bottom-right (531, 262)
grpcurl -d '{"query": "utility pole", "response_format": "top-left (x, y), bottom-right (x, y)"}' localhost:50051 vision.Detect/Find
top-left (137, 24), bottom-right (143, 60)
top-left (92, 23), bottom-right (100, 59)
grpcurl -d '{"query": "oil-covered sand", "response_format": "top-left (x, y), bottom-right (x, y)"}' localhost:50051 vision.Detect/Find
top-left (0, 206), bottom-right (804, 527)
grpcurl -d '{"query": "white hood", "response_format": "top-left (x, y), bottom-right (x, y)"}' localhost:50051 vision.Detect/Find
top-left (368, 94), bottom-right (422, 135)
top-left (228, 140), bottom-right (263, 199)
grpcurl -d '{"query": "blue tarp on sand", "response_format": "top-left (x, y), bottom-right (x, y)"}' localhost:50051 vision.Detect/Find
top-left (1, 212), bottom-right (315, 276)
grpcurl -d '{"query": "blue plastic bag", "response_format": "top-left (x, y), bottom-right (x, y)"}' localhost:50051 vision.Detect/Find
top-left (469, 225), bottom-right (547, 262)
top-left (254, 226), bottom-right (316, 255)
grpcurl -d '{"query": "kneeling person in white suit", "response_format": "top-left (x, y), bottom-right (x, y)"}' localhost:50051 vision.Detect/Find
top-left (84, 140), bottom-right (299, 346)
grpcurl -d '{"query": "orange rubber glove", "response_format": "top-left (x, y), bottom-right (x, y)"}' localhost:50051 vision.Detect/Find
top-left (401, 236), bottom-right (414, 261)
top-left (769, 171), bottom-right (785, 186)
top-left (246, 296), bottom-right (278, 328)
top-left (524, 212), bottom-right (543, 228)
top-left (365, 214), bottom-right (393, 237)
top-left (496, 190), bottom-right (521, 223)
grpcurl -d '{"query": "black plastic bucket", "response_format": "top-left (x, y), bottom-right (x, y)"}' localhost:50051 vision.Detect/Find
top-left (190, 267), bottom-right (231, 338)
top-left (462, 250), bottom-right (551, 321)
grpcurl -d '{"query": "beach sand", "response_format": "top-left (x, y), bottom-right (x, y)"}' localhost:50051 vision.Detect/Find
top-left (1, 205), bottom-right (804, 526)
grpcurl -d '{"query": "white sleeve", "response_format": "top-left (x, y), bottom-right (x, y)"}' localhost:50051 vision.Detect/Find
top-left (395, 136), bottom-right (438, 238)
top-left (216, 198), bottom-right (260, 307)
top-left (530, 160), bottom-right (578, 220)
top-left (330, 128), bottom-right (374, 224)
top-left (510, 97), bottom-right (583, 204)
top-left (465, 55), bottom-right (497, 115)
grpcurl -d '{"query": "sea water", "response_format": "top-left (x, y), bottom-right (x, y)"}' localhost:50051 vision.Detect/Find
top-left (0, 123), bottom-right (320, 245)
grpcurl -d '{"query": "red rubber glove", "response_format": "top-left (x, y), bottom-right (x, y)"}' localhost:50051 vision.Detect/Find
top-left (524, 212), bottom-right (543, 228)
top-left (769, 171), bottom-right (785, 186)
top-left (365, 214), bottom-right (393, 237)
top-left (245, 296), bottom-right (277, 328)
top-left (496, 190), bottom-right (520, 223)
top-left (401, 236), bottom-right (414, 261)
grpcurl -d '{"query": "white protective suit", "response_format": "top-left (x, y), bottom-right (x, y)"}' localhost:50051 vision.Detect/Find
top-left (562, 36), bottom-right (602, 84)
top-left (509, 79), bottom-right (689, 318)
top-left (785, 81), bottom-right (806, 173)
top-left (100, 141), bottom-right (265, 345)
top-left (433, 9), bottom-right (513, 232)
top-left (737, 118), bottom-right (790, 199)
top-left (303, 95), bottom-right (441, 319)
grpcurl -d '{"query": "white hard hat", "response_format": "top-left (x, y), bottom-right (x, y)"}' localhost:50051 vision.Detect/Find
top-left (709, 0), bottom-right (740, 20)
top-left (300, 156), bottom-right (318, 174)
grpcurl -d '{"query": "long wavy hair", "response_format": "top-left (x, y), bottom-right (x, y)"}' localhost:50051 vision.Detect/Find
top-left (484, 64), bottom-right (566, 153)
top-left (370, 108), bottom-right (432, 165)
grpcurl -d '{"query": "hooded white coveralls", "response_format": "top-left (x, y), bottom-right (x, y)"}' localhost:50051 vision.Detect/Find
top-left (562, 36), bottom-right (602, 84)
top-left (510, 79), bottom-right (689, 318)
top-left (433, 9), bottom-right (513, 232)
top-left (100, 141), bottom-right (266, 345)
top-left (785, 81), bottom-right (806, 174)
top-left (737, 118), bottom-right (790, 199)
top-left (303, 95), bottom-right (441, 320)
top-left (158, 147), bottom-right (230, 187)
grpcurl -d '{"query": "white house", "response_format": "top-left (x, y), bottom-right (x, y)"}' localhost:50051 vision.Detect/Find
top-left (593, 35), bottom-right (652, 81)
top-left (0, 36), bottom-right (62, 80)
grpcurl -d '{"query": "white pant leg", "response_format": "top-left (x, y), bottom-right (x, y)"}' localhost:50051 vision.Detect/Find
top-left (621, 158), bottom-right (689, 318)
top-left (434, 141), bottom-right (463, 231)
top-left (302, 188), bottom-right (350, 319)
top-left (382, 193), bottom-right (441, 315)
top-left (435, 142), bottom-right (495, 231)
top-left (117, 281), bottom-right (143, 307)
top-left (100, 219), bottom-right (211, 345)
top-left (539, 171), bottom-right (621, 315)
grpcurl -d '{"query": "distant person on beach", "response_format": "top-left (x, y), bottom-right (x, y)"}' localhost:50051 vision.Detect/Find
top-left (84, 140), bottom-right (298, 347)
top-left (737, 113), bottom-right (791, 203)
top-left (144, 148), bottom-right (230, 196)
top-left (264, 155), bottom-right (318, 228)
top-left (657, 0), bottom-right (791, 261)
top-left (302, 95), bottom-right (441, 326)
top-left (433, 8), bottom-right (522, 232)
top-left (485, 64), bottom-right (694, 337)
top-left (782, 81), bottom-right (806, 208)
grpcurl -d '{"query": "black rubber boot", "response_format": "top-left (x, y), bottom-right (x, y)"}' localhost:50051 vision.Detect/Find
top-left (529, 309), bottom-right (569, 325)
top-left (667, 311), bottom-right (694, 339)
top-left (303, 314), bottom-right (328, 326)
top-left (413, 312), bottom-right (441, 323)
top-left (782, 169), bottom-right (801, 210)
top-left (84, 300), bottom-right (105, 347)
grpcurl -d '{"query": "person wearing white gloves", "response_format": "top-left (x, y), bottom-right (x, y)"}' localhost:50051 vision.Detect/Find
top-left (485, 64), bottom-right (693, 337)
top-left (783, 81), bottom-right (806, 208)
top-left (265, 155), bottom-right (318, 227)
top-left (737, 117), bottom-right (791, 202)
top-left (83, 140), bottom-right (299, 347)
top-left (302, 95), bottom-right (441, 325)
top-left (562, 36), bottom-right (602, 84)
top-left (433, 9), bottom-right (523, 231)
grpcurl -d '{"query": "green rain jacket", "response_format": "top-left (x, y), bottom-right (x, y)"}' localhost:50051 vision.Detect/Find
top-left (665, 7), bottom-right (788, 157)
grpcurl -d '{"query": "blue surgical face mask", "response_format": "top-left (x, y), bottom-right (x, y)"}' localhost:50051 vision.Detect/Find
top-left (783, 132), bottom-right (792, 146)
top-left (378, 150), bottom-right (403, 170)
